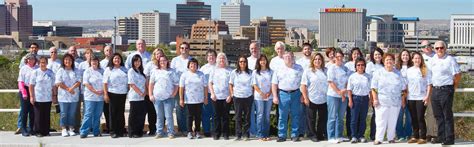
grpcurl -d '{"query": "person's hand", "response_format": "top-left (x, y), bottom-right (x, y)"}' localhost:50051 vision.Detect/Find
top-left (423, 96), bottom-right (430, 106)
top-left (304, 98), bottom-right (310, 106)
top-left (96, 90), bottom-right (104, 95)
top-left (150, 96), bottom-right (155, 103)
top-left (338, 89), bottom-right (346, 98)
top-left (211, 94), bottom-right (217, 101)
top-left (180, 100), bottom-right (185, 108)
top-left (226, 96), bottom-right (232, 103)
top-left (30, 97), bottom-right (35, 105)
top-left (348, 101), bottom-right (353, 109)
top-left (104, 95), bottom-right (110, 103)
top-left (273, 97), bottom-right (279, 105)
top-left (373, 99), bottom-right (379, 107)
top-left (341, 95), bottom-right (346, 103)
top-left (68, 88), bottom-right (75, 95)
top-left (259, 92), bottom-right (266, 99)
top-left (264, 93), bottom-right (271, 101)
top-left (52, 98), bottom-right (58, 104)
top-left (140, 92), bottom-right (146, 97)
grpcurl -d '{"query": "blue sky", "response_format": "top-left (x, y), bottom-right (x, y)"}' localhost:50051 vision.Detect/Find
top-left (29, 0), bottom-right (474, 20)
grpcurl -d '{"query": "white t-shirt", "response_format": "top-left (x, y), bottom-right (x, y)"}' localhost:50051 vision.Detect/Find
top-left (428, 54), bottom-right (460, 87)
top-left (150, 68), bottom-right (179, 100)
top-left (407, 67), bottom-right (432, 100)
top-left (100, 58), bottom-right (109, 70)
top-left (247, 56), bottom-right (258, 70)
top-left (209, 67), bottom-right (232, 100)
top-left (83, 68), bottom-right (104, 101)
top-left (47, 58), bottom-right (61, 74)
top-left (144, 61), bottom-right (158, 78)
top-left (229, 69), bottom-right (253, 98)
top-left (371, 68), bottom-right (406, 107)
top-left (179, 71), bottom-right (207, 104)
top-left (272, 64), bottom-right (304, 91)
top-left (252, 69), bottom-right (273, 101)
top-left (29, 69), bottom-right (55, 102)
top-left (18, 65), bottom-right (38, 85)
top-left (200, 63), bottom-right (216, 92)
top-left (365, 62), bottom-right (383, 76)
top-left (55, 68), bottom-right (81, 102)
top-left (171, 56), bottom-right (193, 78)
top-left (103, 67), bottom-right (129, 94)
top-left (347, 72), bottom-right (371, 96)
top-left (344, 61), bottom-right (355, 72)
top-left (326, 64), bottom-right (350, 98)
top-left (422, 52), bottom-right (434, 69)
top-left (301, 68), bottom-right (328, 104)
top-left (269, 56), bottom-right (284, 71)
top-left (127, 69), bottom-right (147, 101)
top-left (296, 57), bottom-right (311, 71)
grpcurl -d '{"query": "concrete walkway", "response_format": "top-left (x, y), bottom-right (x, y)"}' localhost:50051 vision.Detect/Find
top-left (1, 132), bottom-right (473, 147)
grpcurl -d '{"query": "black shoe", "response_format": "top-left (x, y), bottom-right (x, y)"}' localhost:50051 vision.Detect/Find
top-left (21, 132), bottom-right (30, 137)
top-left (276, 138), bottom-right (286, 142)
top-left (224, 136), bottom-right (230, 140)
top-left (235, 136), bottom-right (242, 141)
top-left (291, 137), bottom-right (301, 142)
top-left (14, 128), bottom-right (22, 135)
top-left (213, 135), bottom-right (220, 140)
top-left (80, 135), bottom-right (87, 139)
top-left (431, 138), bottom-right (442, 144)
top-left (111, 134), bottom-right (118, 138)
top-left (310, 137), bottom-right (319, 142)
top-left (204, 132), bottom-right (212, 137)
top-left (442, 141), bottom-right (454, 145)
top-left (148, 132), bottom-right (156, 136)
top-left (36, 134), bottom-right (44, 138)
top-left (49, 128), bottom-right (57, 132)
top-left (132, 134), bottom-right (140, 138)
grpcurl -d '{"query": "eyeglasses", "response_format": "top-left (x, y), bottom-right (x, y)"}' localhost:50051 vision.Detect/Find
top-left (356, 64), bottom-right (365, 66)
top-left (434, 47), bottom-right (445, 50)
top-left (51, 52), bottom-right (57, 54)
top-left (420, 45), bottom-right (430, 48)
top-left (180, 47), bottom-right (188, 49)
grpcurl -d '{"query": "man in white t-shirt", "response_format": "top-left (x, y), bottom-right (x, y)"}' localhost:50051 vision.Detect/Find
top-left (296, 43), bottom-right (313, 70)
top-left (419, 40), bottom-right (437, 142)
top-left (247, 42), bottom-right (261, 70)
top-left (171, 42), bottom-right (193, 136)
top-left (270, 41), bottom-right (286, 71)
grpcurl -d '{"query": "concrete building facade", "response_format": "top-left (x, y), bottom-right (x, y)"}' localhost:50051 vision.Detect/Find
top-left (220, 0), bottom-right (250, 35)
top-left (319, 8), bottom-right (366, 49)
top-left (176, 0), bottom-right (211, 37)
top-left (138, 11), bottom-right (170, 46)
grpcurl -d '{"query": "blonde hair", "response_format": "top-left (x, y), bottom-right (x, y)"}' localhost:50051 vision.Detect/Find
top-left (151, 48), bottom-right (165, 65)
top-left (411, 51), bottom-right (428, 78)
top-left (84, 48), bottom-right (95, 60)
top-left (216, 52), bottom-right (228, 67)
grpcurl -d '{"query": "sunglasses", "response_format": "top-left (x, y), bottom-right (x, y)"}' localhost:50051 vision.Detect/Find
top-left (51, 51), bottom-right (57, 54)
top-left (434, 47), bottom-right (445, 50)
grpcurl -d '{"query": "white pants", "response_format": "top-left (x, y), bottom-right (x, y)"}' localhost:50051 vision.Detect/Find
top-left (375, 105), bottom-right (400, 142)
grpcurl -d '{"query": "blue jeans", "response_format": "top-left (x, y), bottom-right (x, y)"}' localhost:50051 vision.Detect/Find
top-left (175, 96), bottom-right (187, 133)
top-left (277, 90), bottom-right (302, 139)
top-left (299, 103), bottom-right (308, 136)
top-left (255, 100), bottom-right (272, 138)
top-left (350, 95), bottom-right (369, 139)
top-left (326, 96), bottom-right (347, 140)
top-left (201, 94), bottom-right (214, 134)
top-left (17, 92), bottom-right (23, 129)
top-left (396, 105), bottom-right (412, 138)
top-left (59, 102), bottom-right (78, 127)
top-left (80, 101), bottom-right (103, 136)
top-left (155, 98), bottom-right (175, 136)
top-left (249, 101), bottom-right (257, 136)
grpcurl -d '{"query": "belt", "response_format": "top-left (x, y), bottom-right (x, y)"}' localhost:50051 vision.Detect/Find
top-left (433, 85), bottom-right (453, 90)
top-left (279, 89), bottom-right (299, 93)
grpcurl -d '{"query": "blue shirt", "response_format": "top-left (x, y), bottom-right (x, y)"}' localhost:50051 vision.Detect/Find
top-left (252, 69), bottom-right (273, 101)
top-left (327, 64), bottom-right (350, 97)
top-left (125, 51), bottom-right (151, 69)
top-left (55, 68), bottom-right (81, 102)
top-left (209, 67), bottom-right (232, 100)
top-left (371, 68), bottom-right (406, 107)
top-left (272, 64), bottom-right (304, 91)
top-left (127, 69), bottom-right (147, 101)
top-left (230, 69), bottom-right (253, 98)
top-left (150, 68), bottom-right (179, 100)
top-left (29, 69), bottom-right (55, 102)
top-left (179, 71), bottom-right (207, 104)
top-left (103, 67), bottom-right (129, 94)
top-left (429, 55), bottom-right (460, 87)
top-left (83, 68), bottom-right (104, 101)
top-left (301, 68), bottom-right (328, 104)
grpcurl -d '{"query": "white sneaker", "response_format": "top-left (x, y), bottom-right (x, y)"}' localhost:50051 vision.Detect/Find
top-left (61, 129), bottom-right (69, 137)
top-left (360, 138), bottom-right (368, 143)
top-left (341, 137), bottom-right (350, 142)
top-left (187, 132), bottom-right (194, 139)
top-left (68, 129), bottom-right (77, 136)
top-left (328, 139), bottom-right (339, 144)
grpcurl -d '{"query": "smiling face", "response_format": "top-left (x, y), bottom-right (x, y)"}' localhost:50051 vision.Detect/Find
top-left (113, 55), bottom-right (121, 67)
top-left (238, 57), bottom-right (247, 70)
top-left (189, 62), bottom-right (198, 72)
top-left (335, 52), bottom-right (344, 65)
top-left (384, 55), bottom-right (394, 69)
top-left (179, 44), bottom-right (189, 56)
top-left (207, 52), bottom-right (216, 64)
top-left (133, 57), bottom-right (142, 69)
top-left (91, 59), bottom-right (99, 69)
top-left (412, 53), bottom-right (422, 67)
top-left (374, 51), bottom-right (382, 64)
top-left (313, 55), bottom-right (323, 69)
top-left (217, 55), bottom-right (226, 68)
top-left (136, 39), bottom-right (146, 53)
top-left (302, 46), bottom-right (312, 57)
top-left (249, 43), bottom-right (260, 57)
top-left (401, 51), bottom-right (410, 63)
top-left (352, 50), bottom-right (361, 61)
top-left (64, 56), bottom-right (72, 69)
top-left (39, 58), bottom-right (47, 70)
top-left (355, 60), bottom-right (366, 74)
top-left (434, 41), bottom-right (446, 58)
top-left (159, 57), bottom-right (168, 69)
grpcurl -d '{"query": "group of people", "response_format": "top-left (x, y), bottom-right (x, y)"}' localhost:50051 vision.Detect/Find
top-left (15, 39), bottom-right (460, 145)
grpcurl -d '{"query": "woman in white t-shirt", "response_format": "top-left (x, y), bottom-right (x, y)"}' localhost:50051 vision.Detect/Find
top-left (252, 55), bottom-right (273, 141)
top-left (406, 52), bottom-right (432, 144)
top-left (367, 47), bottom-right (384, 141)
top-left (179, 58), bottom-right (208, 139)
top-left (208, 53), bottom-right (232, 140)
top-left (79, 57), bottom-right (104, 138)
top-left (347, 57), bottom-right (371, 143)
top-left (127, 54), bottom-right (148, 138)
top-left (395, 49), bottom-right (413, 141)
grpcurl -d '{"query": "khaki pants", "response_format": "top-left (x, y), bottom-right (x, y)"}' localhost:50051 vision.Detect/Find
top-left (425, 103), bottom-right (438, 137)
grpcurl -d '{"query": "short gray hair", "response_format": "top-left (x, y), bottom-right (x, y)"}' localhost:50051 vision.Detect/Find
top-left (216, 52), bottom-right (228, 67)
top-left (274, 41), bottom-right (286, 51)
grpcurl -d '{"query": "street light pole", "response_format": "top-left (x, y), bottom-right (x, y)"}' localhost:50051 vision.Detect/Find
top-left (113, 16), bottom-right (117, 53)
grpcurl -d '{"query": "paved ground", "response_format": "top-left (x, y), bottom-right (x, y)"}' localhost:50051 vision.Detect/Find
top-left (1, 131), bottom-right (473, 147)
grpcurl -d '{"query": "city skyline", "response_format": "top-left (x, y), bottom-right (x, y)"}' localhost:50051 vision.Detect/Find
top-left (28, 0), bottom-right (473, 20)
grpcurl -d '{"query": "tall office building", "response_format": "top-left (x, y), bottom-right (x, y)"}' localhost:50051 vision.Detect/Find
top-left (1, 0), bottom-right (33, 47)
top-left (252, 16), bottom-right (285, 45)
top-left (118, 16), bottom-right (139, 42)
top-left (449, 14), bottom-right (474, 50)
top-left (220, 0), bottom-right (250, 35)
top-left (190, 19), bottom-right (228, 39)
top-left (366, 15), bottom-right (418, 48)
top-left (176, 0), bottom-right (211, 37)
top-left (319, 7), bottom-right (366, 49)
top-left (138, 10), bottom-right (170, 46)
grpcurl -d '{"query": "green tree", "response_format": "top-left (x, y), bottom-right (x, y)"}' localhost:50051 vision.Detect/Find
top-left (128, 43), bottom-right (136, 51)
top-left (261, 46), bottom-right (276, 58)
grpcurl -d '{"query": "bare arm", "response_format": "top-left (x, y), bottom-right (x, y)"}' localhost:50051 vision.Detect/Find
top-left (300, 84), bottom-right (309, 106)
top-left (453, 73), bottom-right (461, 89)
top-left (272, 84), bottom-right (279, 104)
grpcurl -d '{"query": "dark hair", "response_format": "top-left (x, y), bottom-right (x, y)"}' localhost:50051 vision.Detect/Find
top-left (187, 58), bottom-right (199, 69)
top-left (370, 47), bottom-right (384, 65)
top-left (89, 56), bottom-right (101, 68)
top-left (396, 49), bottom-right (412, 70)
top-left (411, 51), bottom-right (428, 78)
top-left (354, 57), bottom-right (366, 73)
top-left (61, 53), bottom-right (75, 70)
top-left (206, 49), bottom-right (217, 58)
top-left (302, 43), bottom-right (312, 49)
top-left (349, 47), bottom-right (363, 61)
top-left (29, 43), bottom-right (39, 48)
top-left (107, 53), bottom-right (124, 70)
top-left (236, 55), bottom-right (250, 74)
top-left (325, 47), bottom-right (336, 57)
top-left (255, 54), bottom-right (270, 75)
top-left (180, 42), bottom-right (190, 48)
top-left (39, 56), bottom-right (48, 64)
top-left (335, 49), bottom-right (344, 57)
top-left (131, 54), bottom-right (146, 77)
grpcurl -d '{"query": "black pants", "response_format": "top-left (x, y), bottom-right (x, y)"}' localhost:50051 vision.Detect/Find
top-left (346, 106), bottom-right (351, 138)
top-left (306, 102), bottom-right (327, 140)
top-left (128, 100), bottom-right (146, 137)
top-left (213, 100), bottom-right (230, 137)
top-left (33, 102), bottom-right (51, 136)
top-left (187, 103), bottom-right (203, 133)
top-left (144, 96), bottom-right (157, 133)
top-left (431, 86), bottom-right (455, 143)
top-left (20, 86), bottom-right (34, 134)
top-left (234, 96), bottom-right (253, 137)
top-left (370, 106), bottom-right (376, 140)
top-left (108, 92), bottom-right (126, 136)
top-left (103, 102), bottom-right (110, 132)
top-left (408, 100), bottom-right (427, 139)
